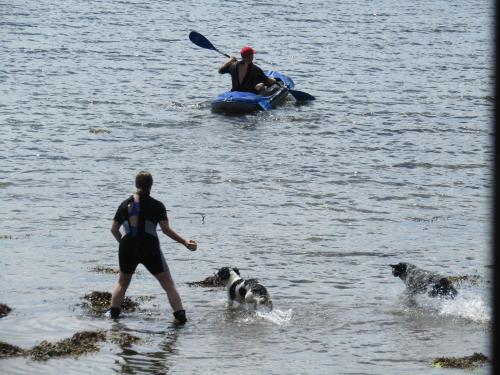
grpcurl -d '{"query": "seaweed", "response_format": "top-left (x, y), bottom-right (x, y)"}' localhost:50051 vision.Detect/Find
top-left (186, 275), bottom-right (225, 288)
top-left (1, 330), bottom-right (141, 361)
top-left (28, 331), bottom-right (107, 361)
top-left (0, 341), bottom-right (26, 358)
top-left (80, 291), bottom-right (139, 314)
top-left (89, 128), bottom-right (111, 134)
top-left (0, 303), bottom-right (12, 318)
top-left (89, 266), bottom-right (120, 274)
top-left (433, 352), bottom-right (489, 369)
top-left (108, 332), bottom-right (141, 348)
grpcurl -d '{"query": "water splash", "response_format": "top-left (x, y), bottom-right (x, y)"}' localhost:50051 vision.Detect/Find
top-left (255, 309), bottom-right (293, 326)
top-left (438, 294), bottom-right (491, 324)
top-left (399, 287), bottom-right (491, 324)
top-left (227, 306), bottom-right (293, 326)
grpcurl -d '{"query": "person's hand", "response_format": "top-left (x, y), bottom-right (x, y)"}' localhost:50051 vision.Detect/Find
top-left (185, 240), bottom-right (197, 251)
top-left (229, 56), bottom-right (237, 63)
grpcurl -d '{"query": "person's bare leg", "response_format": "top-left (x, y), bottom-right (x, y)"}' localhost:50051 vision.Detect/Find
top-left (155, 271), bottom-right (183, 311)
top-left (110, 272), bottom-right (133, 315)
top-left (155, 271), bottom-right (187, 324)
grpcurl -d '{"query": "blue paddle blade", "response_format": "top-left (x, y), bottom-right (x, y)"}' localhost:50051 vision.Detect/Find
top-left (289, 89), bottom-right (315, 101)
top-left (189, 31), bottom-right (230, 58)
top-left (189, 31), bottom-right (217, 51)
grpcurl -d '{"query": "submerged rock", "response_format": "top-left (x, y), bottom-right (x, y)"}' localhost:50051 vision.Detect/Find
top-left (0, 341), bottom-right (25, 358)
top-left (187, 275), bottom-right (225, 288)
top-left (433, 352), bottom-right (489, 369)
top-left (0, 304), bottom-right (12, 318)
top-left (81, 291), bottom-right (139, 314)
top-left (29, 331), bottom-right (107, 361)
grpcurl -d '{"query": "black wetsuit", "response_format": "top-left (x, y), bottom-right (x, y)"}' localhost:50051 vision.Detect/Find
top-left (219, 61), bottom-right (268, 94)
top-left (113, 195), bottom-right (169, 275)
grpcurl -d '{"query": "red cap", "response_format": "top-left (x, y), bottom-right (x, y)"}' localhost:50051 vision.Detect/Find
top-left (240, 46), bottom-right (255, 57)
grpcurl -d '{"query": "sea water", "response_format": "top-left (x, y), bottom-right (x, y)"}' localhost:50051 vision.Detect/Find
top-left (0, 0), bottom-right (493, 374)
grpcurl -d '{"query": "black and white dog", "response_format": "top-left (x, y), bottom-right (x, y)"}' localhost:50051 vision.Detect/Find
top-left (216, 267), bottom-right (273, 310)
top-left (390, 262), bottom-right (458, 299)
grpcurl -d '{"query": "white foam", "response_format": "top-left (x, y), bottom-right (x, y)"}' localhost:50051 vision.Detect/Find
top-left (255, 309), bottom-right (293, 325)
top-left (438, 294), bottom-right (491, 324)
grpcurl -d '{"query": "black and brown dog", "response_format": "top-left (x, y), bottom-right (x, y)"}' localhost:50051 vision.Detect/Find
top-left (390, 262), bottom-right (458, 299)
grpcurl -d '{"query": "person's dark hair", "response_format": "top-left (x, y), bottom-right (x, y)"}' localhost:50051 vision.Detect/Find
top-left (135, 171), bottom-right (153, 196)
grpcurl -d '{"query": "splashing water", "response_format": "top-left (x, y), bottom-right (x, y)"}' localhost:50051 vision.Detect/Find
top-left (228, 306), bottom-right (293, 326)
top-left (399, 286), bottom-right (491, 324)
top-left (255, 309), bottom-right (293, 326)
top-left (438, 294), bottom-right (491, 324)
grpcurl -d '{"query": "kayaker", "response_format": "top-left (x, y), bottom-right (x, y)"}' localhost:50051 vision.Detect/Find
top-left (218, 46), bottom-right (276, 94)
top-left (108, 171), bottom-right (197, 325)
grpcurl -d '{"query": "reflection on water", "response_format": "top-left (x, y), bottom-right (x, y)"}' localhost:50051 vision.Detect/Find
top-left (112, 323), bottom-right (179, 375)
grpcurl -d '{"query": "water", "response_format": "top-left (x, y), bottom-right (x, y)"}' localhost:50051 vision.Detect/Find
top-left (0, 0), bottom-right (493, 374)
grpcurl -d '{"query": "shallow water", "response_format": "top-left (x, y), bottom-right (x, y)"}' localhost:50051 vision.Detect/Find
top-left (0, 0), bottom-right (494, 374)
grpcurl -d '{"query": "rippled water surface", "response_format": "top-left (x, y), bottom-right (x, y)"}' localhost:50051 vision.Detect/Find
top-left (0, 0), bottom-right (494, 374)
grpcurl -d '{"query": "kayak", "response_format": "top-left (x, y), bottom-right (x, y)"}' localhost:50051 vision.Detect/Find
top-left (211, 71), bottom-right (295, 114)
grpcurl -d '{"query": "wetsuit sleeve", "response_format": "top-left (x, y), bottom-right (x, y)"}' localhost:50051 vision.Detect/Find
top-left (157, 201), bottom-right (168, 222)
top-left (113, 201), bottom-right (127, 224)
top-left (219, 62), bottom-right (235, 75)
top-left (255, 66), bottom-right (268, 83)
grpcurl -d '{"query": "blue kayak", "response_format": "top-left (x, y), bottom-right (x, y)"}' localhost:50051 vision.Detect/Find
top-left (211, 71), bottom-right (295, 114)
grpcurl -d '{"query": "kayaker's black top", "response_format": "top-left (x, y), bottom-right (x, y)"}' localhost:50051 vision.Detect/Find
top-left (220, 61), bottom-right (268, 94)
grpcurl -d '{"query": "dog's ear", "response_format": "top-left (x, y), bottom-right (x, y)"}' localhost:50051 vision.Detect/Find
top-left (233, 267), bottom-right (240, 275)
top-left (217, 267), bottom-right (230, 280)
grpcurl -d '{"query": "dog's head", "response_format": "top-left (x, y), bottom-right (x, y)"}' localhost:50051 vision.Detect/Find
top-left (216, 267), bottom-right (240, 281)
top-left (390, 262), bottom-right (408, 279)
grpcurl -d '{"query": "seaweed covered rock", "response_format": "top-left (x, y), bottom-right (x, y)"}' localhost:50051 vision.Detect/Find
top-left (0, 330), bottom-right (142, 361)
top-left (0, 341), bottom-right (25, 358)
top-left (81, 291), bottom-right (139, 314)
top-left (28, 331), bottom-right (107, 361)
top-left (187, 275), bottom-right (225, 287)
top-left (0, 304), bottom-right (12, 318)
top-left (434, 352), bottom-right (489, 369)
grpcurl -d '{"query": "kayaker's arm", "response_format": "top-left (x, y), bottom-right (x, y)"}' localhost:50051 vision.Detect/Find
top-left (218, 56), bottom-right (237, 74)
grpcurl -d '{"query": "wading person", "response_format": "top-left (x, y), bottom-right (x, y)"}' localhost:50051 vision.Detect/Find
top-left (109, 171), bottom-right (197, 325)
top-left (218, 45), bottom-right (276, 94)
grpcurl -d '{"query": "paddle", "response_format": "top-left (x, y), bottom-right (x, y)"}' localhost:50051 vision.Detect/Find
top-left (189, 31), bottom-right (315, 101)
top-left (189, 31), bottom-right (230, 58)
